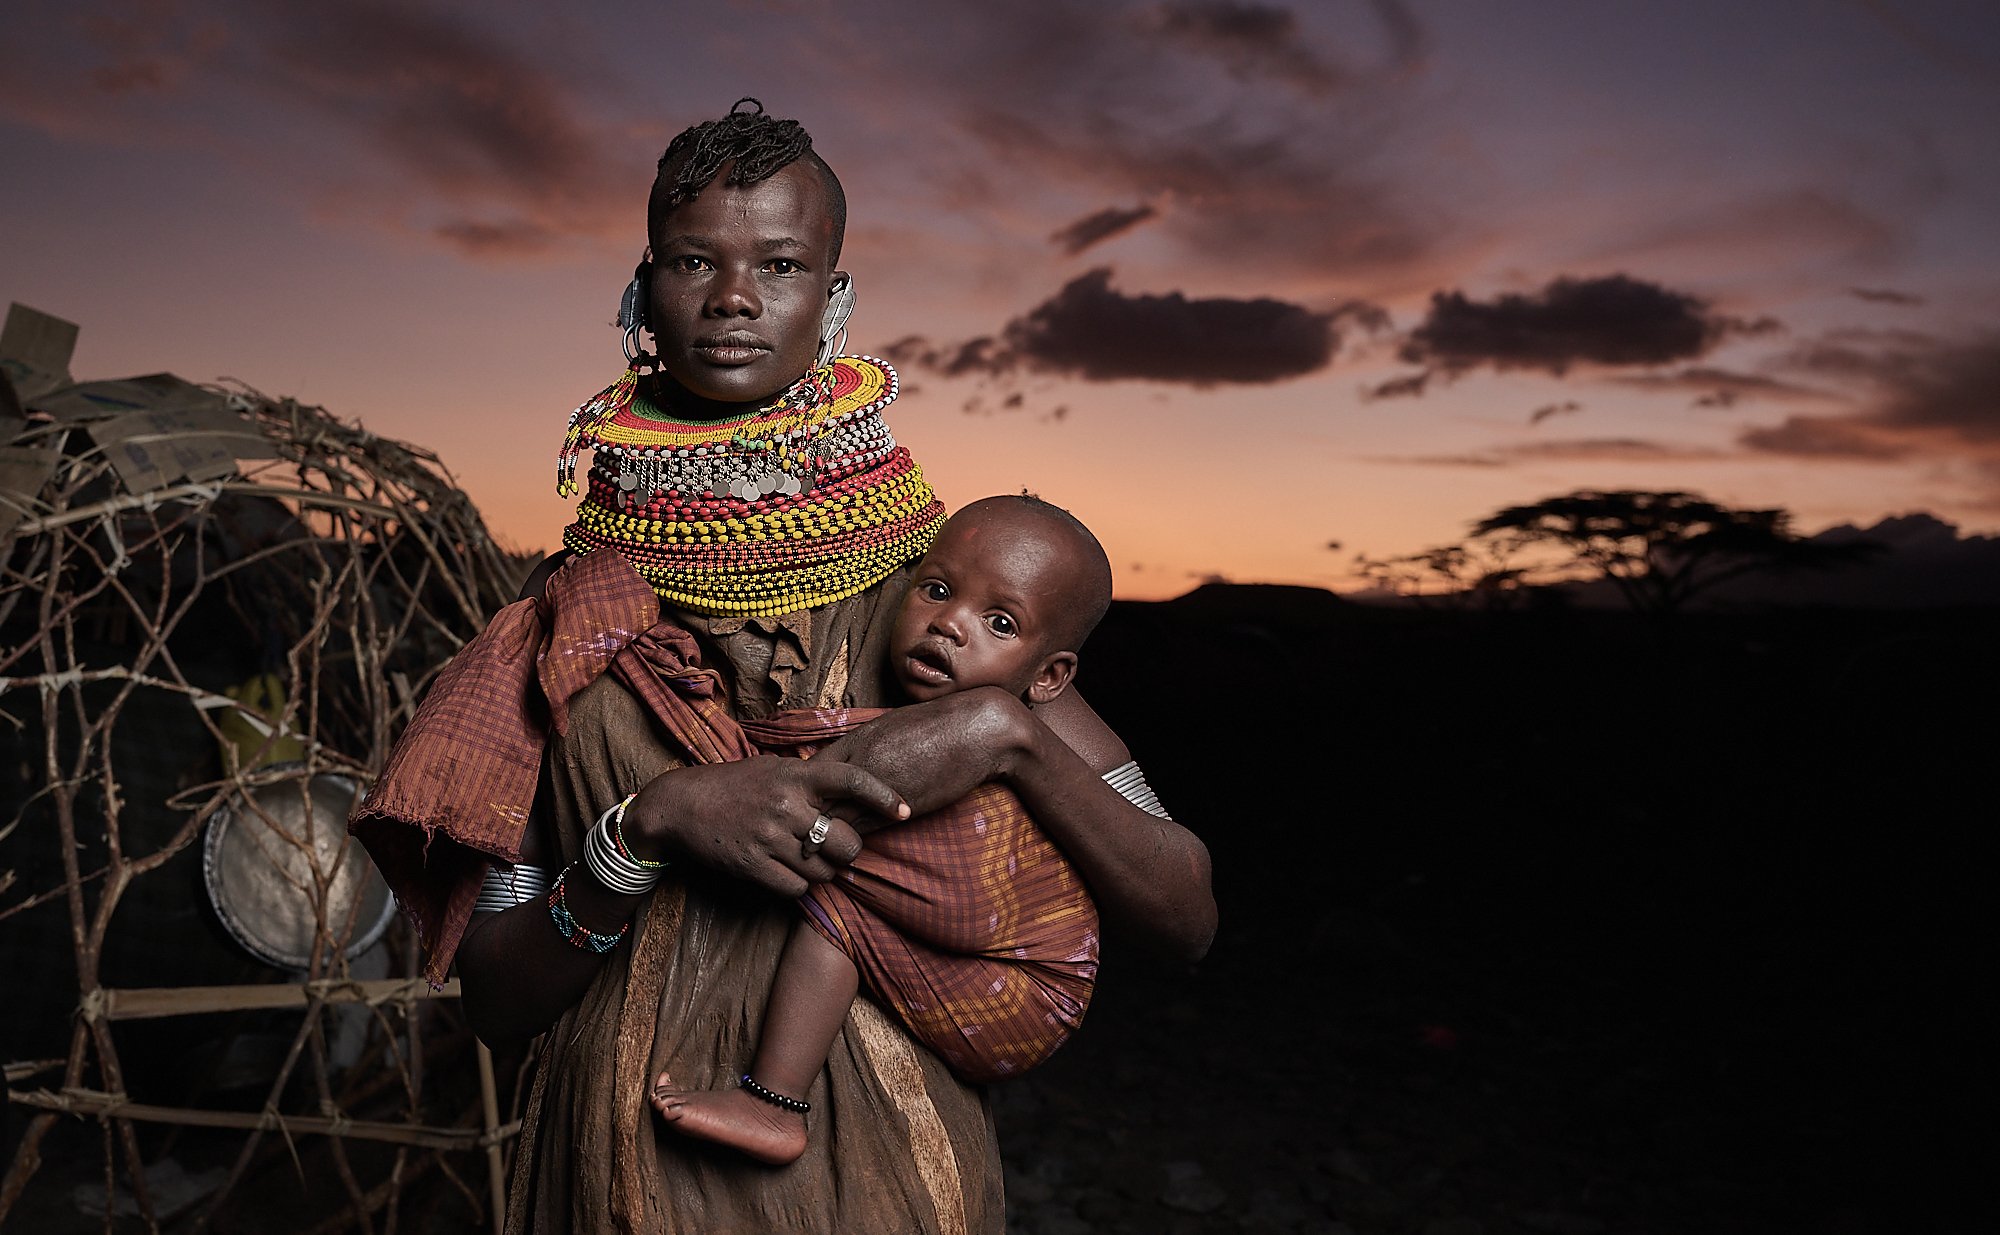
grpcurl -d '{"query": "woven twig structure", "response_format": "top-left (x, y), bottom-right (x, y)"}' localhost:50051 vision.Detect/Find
top-left (0, 381), bottom-right (528, 1233)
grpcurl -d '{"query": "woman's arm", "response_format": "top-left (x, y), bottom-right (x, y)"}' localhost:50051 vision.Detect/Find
top-left (460, 549), bottom-right (625, 1045)
top-left (457, 753), bottom-right (906, 1048)
top-left (816, 687), bottom-right (1217, 964)
top-left (1002, 688), bottom-right (1216, 964)
top-left (456, 802), bottom-right (639, 1047)
top-left (459, 551), bottom-right (912, 1046)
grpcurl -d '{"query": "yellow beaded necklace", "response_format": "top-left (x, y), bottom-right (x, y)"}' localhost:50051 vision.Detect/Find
top-left (557, 356), bottom-right (944, 617)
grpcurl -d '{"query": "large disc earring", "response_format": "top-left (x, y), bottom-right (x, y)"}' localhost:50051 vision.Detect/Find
top-left (815, 274), bottom-right (855, 370)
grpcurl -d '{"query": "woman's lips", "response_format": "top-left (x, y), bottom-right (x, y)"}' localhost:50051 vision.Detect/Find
top-left (692, 335), bottom-right (771, 365)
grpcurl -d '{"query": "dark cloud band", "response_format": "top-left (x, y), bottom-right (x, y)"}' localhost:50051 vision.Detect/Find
top-left (1050, 205), bottom-right (1158, 255)
top-left (893, 268), bottom-right (1342, 387)
top-left (1742, 333), bottom-right (2000, 462)
top-left (1401, 274), bottom-right (1754, 376)
top-left (1147, 1), bottom-right (1348, 95)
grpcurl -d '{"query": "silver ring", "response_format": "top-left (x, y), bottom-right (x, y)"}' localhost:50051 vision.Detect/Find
top-left (807, 815), bottom-right (832, 846)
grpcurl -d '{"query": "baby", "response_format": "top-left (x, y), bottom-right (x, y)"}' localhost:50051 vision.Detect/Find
top-left (650, 493), bottom-right (1166, 1164)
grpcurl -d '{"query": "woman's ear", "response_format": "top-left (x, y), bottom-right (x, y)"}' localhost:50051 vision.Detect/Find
top-left (1025, 651), bottom-right (1078, 706)
top-left (817, 272), bottom-right (855, 368)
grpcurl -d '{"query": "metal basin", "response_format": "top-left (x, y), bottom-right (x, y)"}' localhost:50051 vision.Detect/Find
top-left (201, 769), bottom-right (394, 970)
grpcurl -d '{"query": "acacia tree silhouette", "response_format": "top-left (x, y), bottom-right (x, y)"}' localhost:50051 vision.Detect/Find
top-left (1353, 540), bottom-right (1529, 610)
top-left (1468, 489), bottom-right (1874, 613)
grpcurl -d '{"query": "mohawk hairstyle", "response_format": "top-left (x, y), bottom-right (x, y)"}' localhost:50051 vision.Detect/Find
top-left (648, 98), bottom-right (847, 261)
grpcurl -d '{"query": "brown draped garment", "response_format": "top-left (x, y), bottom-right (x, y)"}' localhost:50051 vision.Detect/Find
top-left (354, 550), bottom-right (1008, 1233)
top-left (744, 709), bottom-right (1098, 1085)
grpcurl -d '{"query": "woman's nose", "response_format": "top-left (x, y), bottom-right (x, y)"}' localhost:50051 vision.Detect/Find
top-left (705, 265), bottom-right (761, 317)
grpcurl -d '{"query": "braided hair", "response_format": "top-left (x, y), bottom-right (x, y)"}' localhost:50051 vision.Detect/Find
top-left (648, 98), bottom-right (847, 261)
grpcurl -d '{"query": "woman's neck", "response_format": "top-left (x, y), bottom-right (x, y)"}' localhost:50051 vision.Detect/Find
top-left (640, 371), bottom-right (805, 423)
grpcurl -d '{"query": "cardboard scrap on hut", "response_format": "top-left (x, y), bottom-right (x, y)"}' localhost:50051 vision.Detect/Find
top-left (0, 446), bottom-right (61, 540)
top-left (64, 376), bottom-right (277, 492)
top-left (0, 303), bottom-right (278, 536)
top-left (0, 304), bottom-right (75, 539)
top-left (0, 301), bottom-right (78, 406)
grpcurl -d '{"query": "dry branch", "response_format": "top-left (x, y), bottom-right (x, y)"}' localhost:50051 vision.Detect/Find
top-left (6, 1088), bottom-right (520, 1152)
top-left (0, 380), bottom-right (529, 1227)
top-left (76, 979), bottom-right (463, 1022)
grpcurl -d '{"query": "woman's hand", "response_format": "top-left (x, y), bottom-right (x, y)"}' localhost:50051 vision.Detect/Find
top-left (621, 754), bottom-right (909, 897)
top-left (813, 687), bottom-right (1037, 821)
top-left (823, 686), bottom-right (1217, 963)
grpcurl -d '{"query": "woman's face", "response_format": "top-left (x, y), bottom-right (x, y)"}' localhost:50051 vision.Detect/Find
top-left (645, 161), bottom-right (841, 415)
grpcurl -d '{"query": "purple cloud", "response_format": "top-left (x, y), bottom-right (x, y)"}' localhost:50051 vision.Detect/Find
top-left (1050, 205), bottom-right (1158, 255)
top-left (894, 268), bottom-right (1351, 387)
top-left (1401, 275), bottom-right (1771, 377)
top-left (1741, 332), bottom-right (2000, 463)
top-left (1144, 2), bottom-right (1349, 95)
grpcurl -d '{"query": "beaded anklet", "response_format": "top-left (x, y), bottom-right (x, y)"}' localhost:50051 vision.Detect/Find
top-left (547, 864), bottom-right (629, 953)
top-left (739, 1074), bottom-right (810, 1115)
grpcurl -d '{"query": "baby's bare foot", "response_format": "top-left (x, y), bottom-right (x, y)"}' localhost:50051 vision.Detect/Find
top-left (650, 1073), bottom-right (807, 1166)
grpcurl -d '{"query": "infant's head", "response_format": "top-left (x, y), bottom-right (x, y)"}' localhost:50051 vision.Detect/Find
top-left (889, 495), bottom-right (1112, 705)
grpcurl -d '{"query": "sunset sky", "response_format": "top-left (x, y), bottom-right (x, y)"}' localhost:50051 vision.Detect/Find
top-left (6, 0), bottom-right (1998, 598)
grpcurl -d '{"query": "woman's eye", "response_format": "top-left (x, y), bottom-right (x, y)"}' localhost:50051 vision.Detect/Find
top-left (985, 613), bottom-right (1017, 638)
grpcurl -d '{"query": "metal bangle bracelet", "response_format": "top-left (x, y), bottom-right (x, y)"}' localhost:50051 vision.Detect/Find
top-left (584, 804), bottom-right (661, 896)
top-left (475, 862), bottom-right (551, 912)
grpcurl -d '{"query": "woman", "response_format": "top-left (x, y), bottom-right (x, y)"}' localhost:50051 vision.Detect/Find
top-left (357, 100), bottom-right (1214, 1234)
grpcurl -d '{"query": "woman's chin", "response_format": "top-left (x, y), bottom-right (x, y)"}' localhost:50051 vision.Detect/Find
top-left (656, 357), bottom-right (804, 411)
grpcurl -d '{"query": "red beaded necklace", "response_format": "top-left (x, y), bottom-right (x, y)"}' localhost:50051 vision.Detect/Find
top-left (556, 357), bottom-right (945, 617)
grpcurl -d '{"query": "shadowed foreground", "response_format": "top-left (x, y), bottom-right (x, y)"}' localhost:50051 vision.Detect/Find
top-left (992, 588), bottom-right (1985, 1235)
top-left (3, 588), bottom-right (1982, 1233)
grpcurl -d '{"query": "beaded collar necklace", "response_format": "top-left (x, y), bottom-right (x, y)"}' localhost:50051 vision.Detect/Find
top-left (557, 364), bottom-right (838, 500)
top-left (556, 356), bottom-right (945, 617)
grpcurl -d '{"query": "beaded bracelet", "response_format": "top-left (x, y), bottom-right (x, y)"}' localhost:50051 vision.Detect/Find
top-left (739, 1073), bottom-right (810, 1115)
top-left (546, 864), bottom-right (629, 954)
top-left (608, 793), bottom-right (668, 871)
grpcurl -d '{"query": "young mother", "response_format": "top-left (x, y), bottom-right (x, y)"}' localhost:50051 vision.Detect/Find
top-left (356, 100), bottom-right (1213, 1234)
